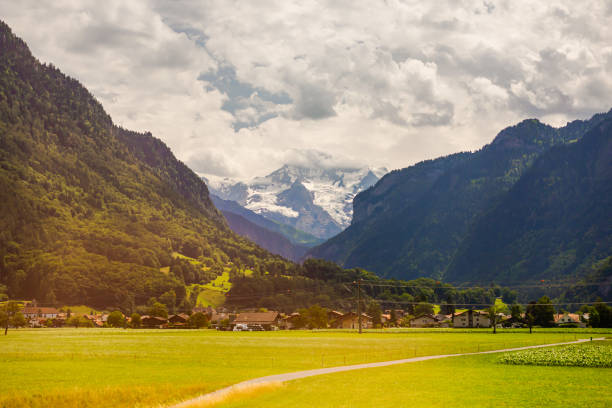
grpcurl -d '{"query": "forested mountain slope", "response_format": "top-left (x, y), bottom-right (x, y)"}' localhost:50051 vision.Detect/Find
top-left (211, 193), bottom-right (323, 249)
top-left (0, 21), bottom-right (287, 308)
top-left (310, 110), bottom-right (612, 283)
top-left (221, 210), bottom-right (310, 261)
top-left (447, 118), bottom-right (612, 283)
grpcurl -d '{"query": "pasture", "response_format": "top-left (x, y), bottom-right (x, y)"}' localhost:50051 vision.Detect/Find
top-left (0, 328), bottom-right (609, 407)
top-left (223, 341), bottom-right (612, 408)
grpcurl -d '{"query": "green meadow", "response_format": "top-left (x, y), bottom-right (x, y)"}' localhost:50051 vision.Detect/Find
top-left (223, 342), bottom-right (612, 408)
top-left (0, 329), bottom-right (609, 407)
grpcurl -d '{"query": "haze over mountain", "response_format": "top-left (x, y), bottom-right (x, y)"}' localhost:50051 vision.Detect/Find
top-left (210, 194), bottom-right (319, 262)
top-left (205, 161), bottom-right (387, 239)
top-left (309, 110), bottom-right (612, 284)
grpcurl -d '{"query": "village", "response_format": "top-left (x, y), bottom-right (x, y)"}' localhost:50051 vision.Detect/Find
top-left (13, 301), bottom-right (589, 330)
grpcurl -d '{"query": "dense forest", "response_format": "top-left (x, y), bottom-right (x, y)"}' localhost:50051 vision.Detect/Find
top-left (226, 258), bottom-right (515, 313)
top-left (310, 108), bottom-right (612, 287)
top-left (447, 119), bottom-right (612, 284)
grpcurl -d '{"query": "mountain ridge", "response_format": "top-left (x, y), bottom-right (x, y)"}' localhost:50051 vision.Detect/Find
top-left (309, 109), bottom-right (612, 283)
top-left (0, 20), bottom-right (289, 307)
top-left (205, 162), bottom-right (387, 239)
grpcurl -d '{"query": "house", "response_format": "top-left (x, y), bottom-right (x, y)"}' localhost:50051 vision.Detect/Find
top-left (434, 313), bottom-right (451, 322)
top-left (209, 311), bottom-right (230, 324)
top-left (282, 312), bottom-right (303, 329)
top-left (500, 314), bottom-right (523, 328)
top-left (327, 310), bottom-right (343, 322)
top-left (168, 313), bottom-right (190, 325)
top-left (141, 315), bottom-right (168, 328)
top-left (82, 314), bottom-right (105, 327)
top-left (232, 311), bottom-right (281, 330)
top-left (554, 313), bottom-right (586, 328)
top-left (453, 310), bottom-right (490, 328)
top-left (331, 312), bottom-right (373, 329)
top-left (193, 305), bottom-right (214, 316)
top-left (22, 306), bottom-right (59, 319)
top-left (385, 309), bottom-right (406, 319)
top-left (410, 314), bottom-right (438, 328)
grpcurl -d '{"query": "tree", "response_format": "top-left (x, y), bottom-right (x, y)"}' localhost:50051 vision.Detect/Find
top-left (68, 316), bottom-right (81, 328)
top-left (130, 313), bottom-right (141, 328)
top-left (189, 312), bottom-right (209, 328)
top-left (510, 304), bottom-right (522, 320)
top-left (366, 301), bottom-right (382, 328)
top-left (148, 302), bottom-right (168, 318)
top-left (580, 301), bottom-right (612, 328)
top-left (525, 302), bottom-right (536, 333)
top-left (389, 309), bottom-right (397, 327)
top-left (593, 301), bottom-right (612, 328)
top-left (487, 304), bottom-right (505, 334)
top-left (0, 311), bottom-right (7, 330)
top-left (440, 301), bottom-right (456, 315)
top-left (293, 310), bottom-right (309, 329)
top-left (4, 301), bottom-right (20, 335)
top-left (159, 290), bottom-right (176, 314)
top-left (533, 296), bottom-right (555, 327)
top-left (414, 302), bottom-right (434, 317)
top-left (107, 310), bottom-right (124, 328)
top-left (305, 305), bottom-right (328, 329)
top-left (11, 312), bottom-right (26, 328)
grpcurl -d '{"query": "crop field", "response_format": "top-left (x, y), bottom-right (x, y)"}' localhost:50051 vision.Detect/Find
top-left (0, 329), bottom-right (610, 408)
top-left (500, 341), bottom-right (612, 368)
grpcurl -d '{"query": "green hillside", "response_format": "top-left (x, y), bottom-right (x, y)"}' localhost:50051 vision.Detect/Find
top-left (0, 21), bottom-right (291, 308)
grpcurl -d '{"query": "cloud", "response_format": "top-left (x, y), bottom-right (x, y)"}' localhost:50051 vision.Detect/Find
top-left (186, 150), bottom-right (236, 177)
top-left (2, 0), bottom-right (610, 180)
top-left (280, 149), bottom-right (364, 170)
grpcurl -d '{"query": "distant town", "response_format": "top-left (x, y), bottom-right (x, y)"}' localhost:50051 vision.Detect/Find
top-left (10, 300), bottom-right (589, 331)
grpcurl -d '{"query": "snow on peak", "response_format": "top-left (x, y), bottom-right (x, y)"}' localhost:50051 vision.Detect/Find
top-left (203, 163), bottom-right (387, 236)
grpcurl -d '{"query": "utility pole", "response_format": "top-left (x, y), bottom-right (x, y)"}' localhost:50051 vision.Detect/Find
top-left (354, 279), bottom-right (363, 334)
top-left (4, 298), bottom-right (8, 336)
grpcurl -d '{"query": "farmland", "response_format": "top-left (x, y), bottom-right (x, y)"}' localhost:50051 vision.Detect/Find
top-left (1, 329), bottom-right (610, 407)
top-left (500, 341), bottom-right (612, 368)
top-left (221, 341), bottom-right (612, 408)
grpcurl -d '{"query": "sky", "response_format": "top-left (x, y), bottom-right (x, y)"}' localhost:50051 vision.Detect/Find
top-left (2, 1), bottom-right (611, 179)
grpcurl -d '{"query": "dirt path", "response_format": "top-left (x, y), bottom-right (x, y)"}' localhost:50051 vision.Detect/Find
top-left (171, 337), bottom-right (604, 408)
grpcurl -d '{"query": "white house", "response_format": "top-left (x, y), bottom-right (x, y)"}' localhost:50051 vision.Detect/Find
top-left (409, 314), bottom-right (438, 328)
top-left (453, 310), bottom-right (490, 328)
top-left (22, 306), bottom-right (59, 319)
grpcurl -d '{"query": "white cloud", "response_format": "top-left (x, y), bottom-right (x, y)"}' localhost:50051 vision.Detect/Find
top-left (2, 0), bottom-right (610, 178)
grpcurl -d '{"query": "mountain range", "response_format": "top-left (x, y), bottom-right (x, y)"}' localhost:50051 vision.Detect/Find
top-left (310, 110), bottom-right (612, 285)
top-left (205, 163), bottom-right (387, 239)
top-left (1, 16), bottom-right (610, 310)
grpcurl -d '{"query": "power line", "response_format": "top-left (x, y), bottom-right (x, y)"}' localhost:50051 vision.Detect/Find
top-left (355, 280), bottom-right (610, 289)
top-left (367, 299), bottom-right (612, 307)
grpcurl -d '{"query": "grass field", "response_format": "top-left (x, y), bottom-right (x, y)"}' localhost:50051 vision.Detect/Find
top-left (0, 329), bottom-right (609, 407)
top-left (221, 342), bottom-right (612, 408)
top-left (187, 271), bottom-right (232, 307)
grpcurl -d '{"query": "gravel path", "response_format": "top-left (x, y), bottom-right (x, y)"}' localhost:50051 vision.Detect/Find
top-left (171, 337), bottom-right (604, 407)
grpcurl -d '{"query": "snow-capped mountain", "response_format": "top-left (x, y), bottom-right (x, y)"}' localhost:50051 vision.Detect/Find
top-left (204, 164), bottom-right (387, 239)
